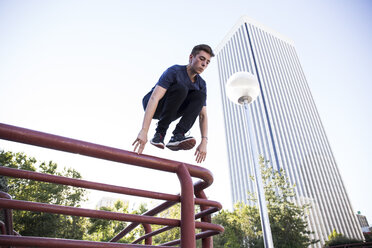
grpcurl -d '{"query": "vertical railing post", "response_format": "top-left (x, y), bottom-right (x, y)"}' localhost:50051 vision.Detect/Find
top-left (141, 223), bottom-right (152, 245)
top-left (0, 192), bottom-right (13, 236)
top-left (176, 163), bottom-right (195, 248)
top-left (195, 190), bottom-right (213, 248)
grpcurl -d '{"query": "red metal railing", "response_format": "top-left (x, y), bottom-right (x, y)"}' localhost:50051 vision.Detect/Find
top-left (326, 242), bottom-right (372, 248)
top-left (0, 123), bottom-right (224, 247)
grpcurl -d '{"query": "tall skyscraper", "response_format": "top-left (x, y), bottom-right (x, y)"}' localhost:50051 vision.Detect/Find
top-left (216, 16), bottom-right (363, 246)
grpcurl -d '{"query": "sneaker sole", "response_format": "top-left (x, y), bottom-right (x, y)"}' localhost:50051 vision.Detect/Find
top-left (150, 141), bottom-right (165, 149)
top-left (166, 138), bottom-right (196, 151)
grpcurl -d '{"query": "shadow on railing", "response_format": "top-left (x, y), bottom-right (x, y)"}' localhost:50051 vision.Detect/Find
top-left (0, 123), bottom-right (224, 247)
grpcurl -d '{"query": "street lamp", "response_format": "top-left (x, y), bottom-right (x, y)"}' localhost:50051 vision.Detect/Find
top-left (226, 71), bottom-right (274, 248)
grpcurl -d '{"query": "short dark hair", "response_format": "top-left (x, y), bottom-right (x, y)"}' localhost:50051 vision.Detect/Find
top-left (191, 44), bottom-right (215, 57)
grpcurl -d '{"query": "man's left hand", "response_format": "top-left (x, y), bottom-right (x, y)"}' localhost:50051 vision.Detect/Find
top-left (195, 141), bottom-right (207, 163)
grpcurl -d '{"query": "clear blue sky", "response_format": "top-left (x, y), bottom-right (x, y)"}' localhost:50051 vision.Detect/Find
top-left (1, 0), bottom-right (371, 226)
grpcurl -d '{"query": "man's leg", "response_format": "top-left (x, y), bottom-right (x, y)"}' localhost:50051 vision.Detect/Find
top-left (166, 90), bottom-right (206, 151)
top-left (142, 84), bottom-right (188, 149)
top-left (174, 90), bottom-right (206, 134)
top-left (155, 83), bottom-right (188, 134)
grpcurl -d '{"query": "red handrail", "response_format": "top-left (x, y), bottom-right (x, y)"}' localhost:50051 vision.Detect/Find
top-left (0, 123), bottom-right (224, 247)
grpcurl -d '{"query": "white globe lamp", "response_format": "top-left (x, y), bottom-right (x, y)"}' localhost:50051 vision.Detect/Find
top-left (226, 71), bottom-right (260, 105)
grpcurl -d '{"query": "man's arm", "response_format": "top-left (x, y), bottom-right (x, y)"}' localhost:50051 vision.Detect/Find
top-left (195, 106), bottom-right (208, 163)
top-left (133, 85), bottom-right (167, 154)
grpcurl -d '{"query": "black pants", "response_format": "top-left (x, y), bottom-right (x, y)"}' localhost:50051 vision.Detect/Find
top-left (142, 83), bottom-right (205, 135)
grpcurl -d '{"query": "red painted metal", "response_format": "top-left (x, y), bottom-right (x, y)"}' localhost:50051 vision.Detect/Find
top-left (141, 224), bottom-right (152, 245)
top-left (0, 166), bottom-right (180, 202)
top-left (133, 226), bottom-right (174, 244)
top-left (196, 190), bottom-right (213, 248)
top-left (176, 163), bottom-right (196, 247)
top-left (0, 123), bottom-right (224, 247)
top-left (0, 192), bottom-right (13, 236)
top-left (0, 166), bottom-right (221, 209)
top-left (110, 201), bottom-right (177, 242)
top-left (0, 221), bottom-right (6, 235)
top-left (0, 235), bottom-right (176, 248)
top-left (0, 198), bottom-right (180, 226)
top-left (0, 123), bottom-right (214, 187)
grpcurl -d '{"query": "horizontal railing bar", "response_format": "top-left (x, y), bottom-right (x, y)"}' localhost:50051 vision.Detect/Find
top-left (195, 221), bottom-right (224, 232)
top-left (161, 230), bottom-right (221, 246)
top-left (195, 230), bottom-right (221, 240)
top-left (0, 198), bottom-right (223, 232)
top-left (0, 123), bottom-right (213, 191)
top-left (132, 226), bottom-right (174, 244)
top-left (194, 198), bottom-right (222, 208)
top-left (0, 199), bottom-right (179, 227)
top-left (111, 198), bottom-right (221, 242)
top-left (0, 166), bottom-right (221, 208)
top-left (160, 238), bottom-right (180, 246)
top-left (132, 206), bottom-right (221, 244)
top-left (195, 207), bottom-right (219, 220)
top-left (0, 235), bottom-right (177, 248)
top-left (0, 166), bottom-right (180, 202)
top-left (110, 201), bottom-right (177, 242)
top-left (0, 166), bottom-right (222, 242)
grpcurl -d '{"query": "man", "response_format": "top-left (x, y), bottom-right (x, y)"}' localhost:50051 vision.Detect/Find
top-left (133, 44), bottom-right (214, 163)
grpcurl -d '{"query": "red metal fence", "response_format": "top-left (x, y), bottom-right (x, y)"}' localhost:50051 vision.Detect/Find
top-left (326, 242), bottom-right (372, 248)
top-left (0, 123), bottom-right (224, 247)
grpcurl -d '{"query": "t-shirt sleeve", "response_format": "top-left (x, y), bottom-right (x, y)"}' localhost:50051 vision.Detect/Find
top-left (156, 67), bottom-right (176, 89)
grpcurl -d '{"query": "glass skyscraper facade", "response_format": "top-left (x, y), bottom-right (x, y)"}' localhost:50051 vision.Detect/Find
top-left (216, 16), bottom-right (363, 246)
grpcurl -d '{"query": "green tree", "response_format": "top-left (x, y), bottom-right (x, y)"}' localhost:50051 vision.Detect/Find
top-left (0, 150), bottom-right (87, 239)
top-left (85, 199), bottom-right (148, 243)
top-left (327, 229), bottom-right (343, 240)
top-left (323, 229), bottom-right (362, 247)
top-left (213, 156), bottom-right (319, 248)
top-left (212, 208), bottom-right (250, 248)
top-left (151, 203), bottom-right (202, 247)
top-left (151, 203), bottom-right (181, 245)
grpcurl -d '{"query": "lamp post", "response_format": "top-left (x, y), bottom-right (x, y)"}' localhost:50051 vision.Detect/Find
top-left (226, 72), bottom-right (274, 248)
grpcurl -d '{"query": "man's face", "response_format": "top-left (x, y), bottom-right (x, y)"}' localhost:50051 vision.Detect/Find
top-left (189, 50), bottom-right (211, 74)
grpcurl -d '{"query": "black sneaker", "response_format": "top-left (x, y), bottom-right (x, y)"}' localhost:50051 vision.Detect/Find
top-left (150, 132), bottom-right (165, 149)
top-left (166, 133), bottom-right (196, 151)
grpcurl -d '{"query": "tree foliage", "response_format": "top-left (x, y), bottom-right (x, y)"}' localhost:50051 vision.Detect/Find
top-left (323, 229), bottom-right (363, 247)
top-left (152, 203), bottom-right (182, 244)
top-left (327, 229), bottom-right (343, 241)
top-left (85, 199), bottom-right (148, 243)
top-left (212, 207), bottom-right (251, 248)
top-left (213, 156), bottom-right (319, 248)
top-left (150, 203), bottom-right (202, 247)
top-left (0, 150), bottom-right (87, 239)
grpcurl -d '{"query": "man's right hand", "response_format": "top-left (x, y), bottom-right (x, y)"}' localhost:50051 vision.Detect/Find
top-left (132, 129), bottom-right (148, 154)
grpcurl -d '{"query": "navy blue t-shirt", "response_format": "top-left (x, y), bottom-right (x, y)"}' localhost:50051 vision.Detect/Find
top-left (150, 65), bottom-right (207, 106)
